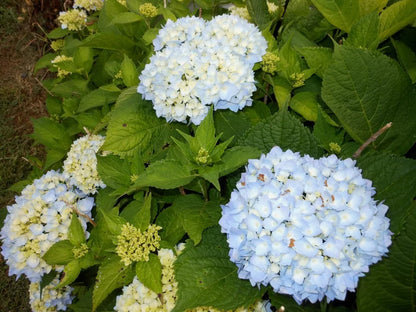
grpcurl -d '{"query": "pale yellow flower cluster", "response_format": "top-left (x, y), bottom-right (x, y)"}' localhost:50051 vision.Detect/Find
top-left (228, 5), bottom-right (252, 22)
top-left (116, 223), bottom-right (162, 266)
top-left (58, 9), bottom-right (87, 31)
top-left (139, 3), bottom-right (158, 18)
top-left (261, 52), bottom-right (280, 74)
top-left (73, 0), bottom-right (103, 11)
top-left (50, 39), bottom-right (65, 51)
top-left (72, 243), bottom-right (89, 258)
top-left (290, 72), bottom-right (306, 88)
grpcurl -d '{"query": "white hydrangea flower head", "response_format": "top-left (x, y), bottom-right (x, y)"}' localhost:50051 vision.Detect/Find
top-left (63, 134), bottom-right (106, 195)
top-left (29, 277), bottom-right (73, 311)
top-left (73, 0), bottom-right (103, 11)
top-left (0, 170), bottom-right (94, 282)
top-left (220, 147), bottom-right (392, 304)
top-left (58, 9), bottom-right (88, 31)
top-left (138, 14), bottom-right (267, 125)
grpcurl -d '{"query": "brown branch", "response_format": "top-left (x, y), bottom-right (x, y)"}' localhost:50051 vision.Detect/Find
top-left (65, 201), bottom-right (97, 227)
top-left (199, 8), bottom-right (202, 18)
top-left (263, 83), bottom-right (270, 104)
top-left (353, 122), bottom-right (392, 158)
top-left (34, 77), bottom-right (54, 96)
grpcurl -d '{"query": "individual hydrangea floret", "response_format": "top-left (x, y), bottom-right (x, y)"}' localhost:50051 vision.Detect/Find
top-left (116, 223), bottom-right (162, 266)
top-left (0, 170), bottom-right (94, 282)
top-left (115, 246), bottom-right (271, 312)
top-left (29, 277), bottom-right (73, 311)
top-left (73, 0), bottom-right (103, 11)
top-left (220, 147), bottom-right (392, 304)
top-left (139, 3), bottom-right (158, 18)
top-left (138, 14), bottom-right (267, 125)
top-left (63, 134), bottom-right (106, 195)
top-left (58, 9), bottom-right (87, 31)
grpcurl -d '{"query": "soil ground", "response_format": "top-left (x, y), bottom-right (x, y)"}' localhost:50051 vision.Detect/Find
top-left (0, 0), bottom-right (63, 310)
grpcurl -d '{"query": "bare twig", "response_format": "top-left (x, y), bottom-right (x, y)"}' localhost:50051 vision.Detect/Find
top-left (199, 8), bottom-right (202, 18)
top-left (65, 201), bottom-right (97, 227)
top-left (179, 186), bottom-right (186, 196)
top-left (164, 0), bottom-right (167, 8)
top-left (353, 122), bottom-right (392, 158)
top-left (34, 77), bottom-right (54, 96)
top-left (263, 83), bottom-right (269, 104)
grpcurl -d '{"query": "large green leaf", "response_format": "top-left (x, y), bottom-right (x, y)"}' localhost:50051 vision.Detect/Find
top-left (310, 0), bottom-right (360, 32)
top-left (135, 253), bottom-right (162, 294)
top-left (82, 32), bottom-right (136, 54)
top-left (357, 203), bottom-right (416, 312)
top-left (132, 159), bottom-right (196, 190)
top-left (378, 0), bottom-right (416, 42)
top-left (43, 240), bottom-right (74, 265)
top-left (239, 110), bottom-right (323, 157)
top-left (93, 254), bottom-right (135, 311)
top-left (96, 154), bottom-right (132, 189)
top-left (346, 11), bottom-right (380, 50)
top-left (358, 153), bottom-right (416, 234)
top-left (246, 0), bottom-right (272, 30)
top-left (102, 89), bottom-right (177, 156)
top-left (359, 0), bottom-right (388, 16)
top-left (322, 45), bottom-right (416, 155)
top-left (31, 118), bottom-right (72, 152)
top-left (172, 226), bottom-right (264, 312)
top-left (77, 87), bottom-right (120, 113)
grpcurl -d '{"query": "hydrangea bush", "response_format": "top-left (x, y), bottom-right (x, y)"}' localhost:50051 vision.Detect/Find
top-left (2, 0), bottom-right (416, 311)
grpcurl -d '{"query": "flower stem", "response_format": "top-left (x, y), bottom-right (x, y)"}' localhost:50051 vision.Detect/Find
top-left (320, 300), bottom-right (328, 312)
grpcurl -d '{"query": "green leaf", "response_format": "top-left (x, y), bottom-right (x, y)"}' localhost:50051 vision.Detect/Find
top-left (357, 203), bottom-right (416, 311)
top-left (214, 146), bottom-right (262, 177)
top-left (77, 87), bottom-right (120, 113)
top-left (358, 153), bottom-right (416, 234)
top-left (346, 11), bottom-right (380, 50)
top-left (321, 45), bottom-right (416, 155)
top-left (290, 92), bottom-right (319, 121)
top-left (143, 28), bottom-right (159, 45)
top-left (43, 240), bottom-right (75, 265)
top-left (133, 192), bottom-right (152, 231)
top-left (310, 0), bottom-right (360, 32)
top-left (74, 47), bottom-right (94, 74)
top-left (68, 213), bottom-right (86, 246)
top-left (172, 226), bottom-right (264, 312)
top-left (133, 159), bottom-right (196, 189)
top-left (246, 0), bottom-right (272, 30)
top-left (359, 0), bottom-right (388, 16)
top-left (240, 110), bottom-right (323, 157)
top-left (214, 110), bottom-right (251, 145)
top-left (93, 254), bottom-right (135, 311)
top-left (96, 206), bottom-right (126, 237)
top-left (378, 0), bottom-right (416, 42)
top-left (34, 53), bottom-right (56, 73)
top-left (313, 107), bottom-right (344, 152)
top-left (269, 75), bottom-right (292, 109)
top-left (392, 39), bottom-right (416, 84)
top-left (40, 270), bottom-right (58, 297)
top-left (120, 54), bottom-right (139, 87)
top-left (195, 108), bottom-right (217, 153)
top-left (111, 12), bottom-right (143, 24)
top-left (97, 154), bottom-right (132, 189)
top-left (51, 79), bottom-right (90, 97)
top-left (56, 259), bottom-right (81, 288)
top-left (298, 46), bottom-right (332, 78)
top-left (47, 27), bottom-right (69, 39)
top-left (135, 253), bottom-right (163, 294)
top-left (102, 89), bottom-right (177, 156)
top-left (82, 32), bottom-right (136, 54)
top-left (31, 118), bottom-right (72, 152)
top-left (156, 205), bottom-right (185, 248)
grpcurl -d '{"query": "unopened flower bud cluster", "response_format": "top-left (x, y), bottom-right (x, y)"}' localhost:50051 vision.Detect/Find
top-left (220, 146), bottom-right (392, 303)
top-left (51, 55), bottom-right (74, 78)
top-left (116, 223), bottom-right (162, 266)
top-left (0, 170), bottom-right (94, 282)
top-left (115, 245), bottom-right (270, 312)
top-left (138, 14), bottom-right (267, 125)
top-left (29, 277), bottom-right (73, 311)
top-left (63, 134), bottom-right (106, 194)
